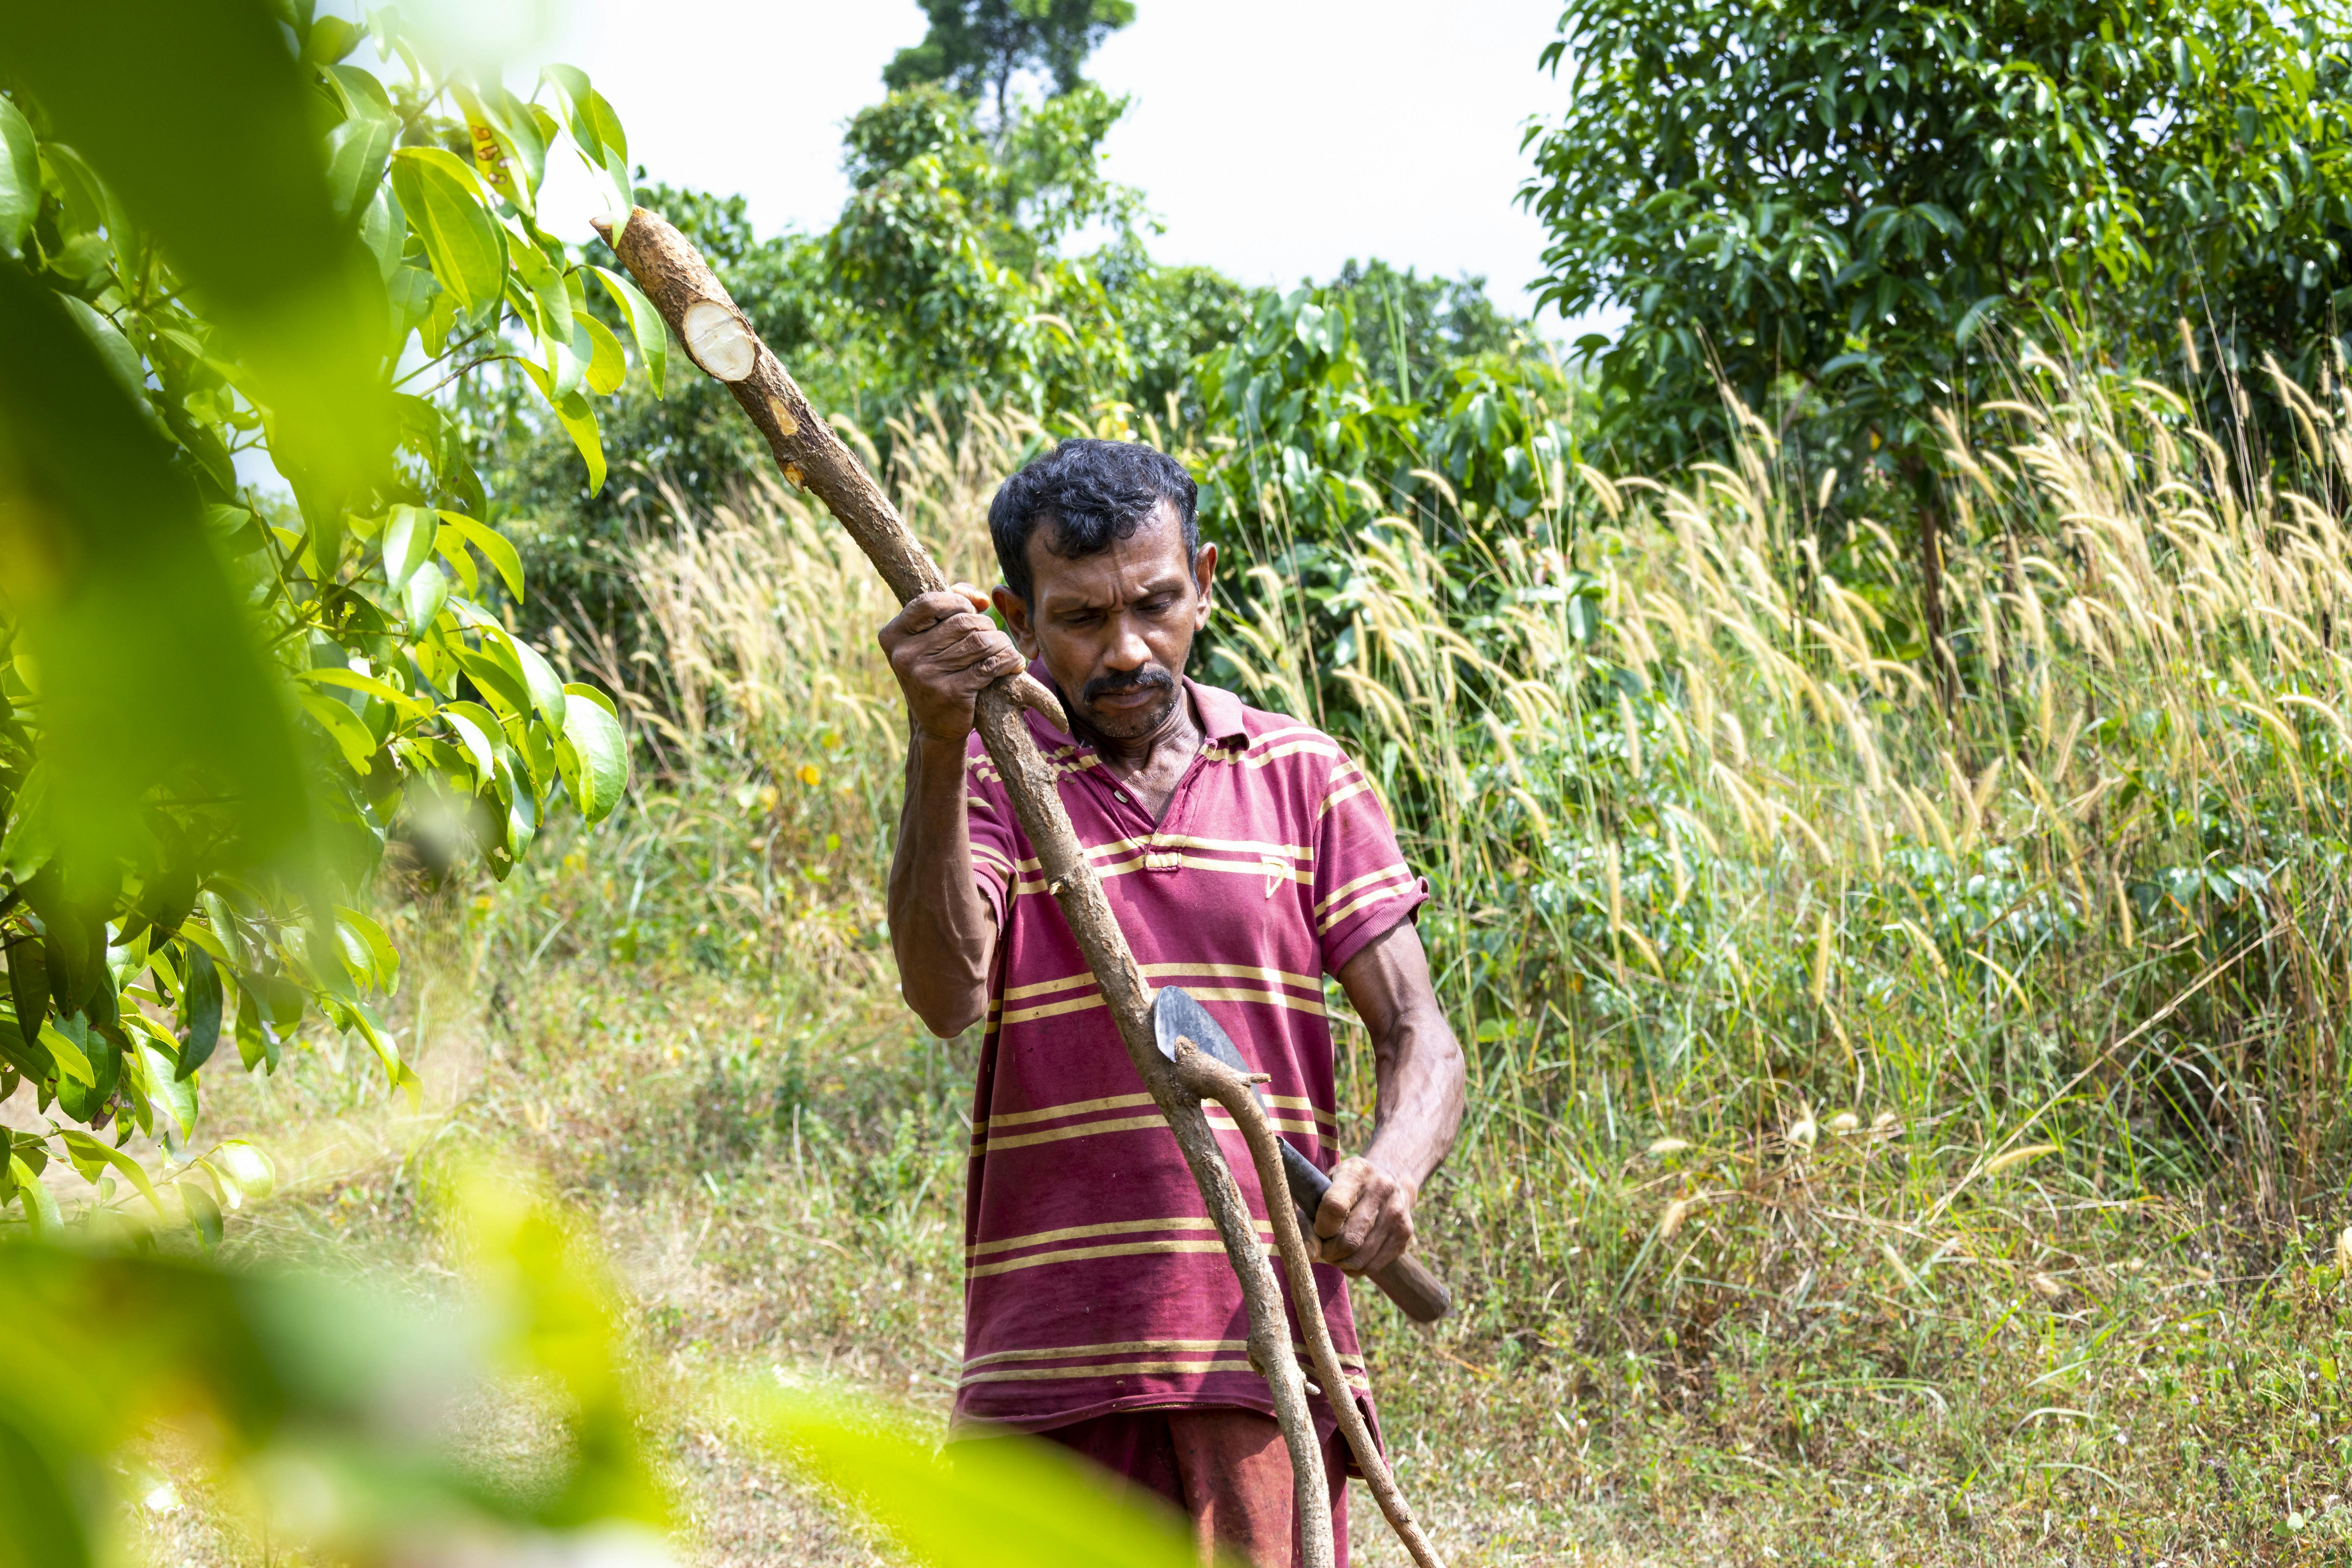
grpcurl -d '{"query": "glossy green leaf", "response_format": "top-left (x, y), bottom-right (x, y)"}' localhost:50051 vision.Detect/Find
top-left (737, 1388), bottom-right (1192, 1568)
top-left (403, 559), bottom-right (450, 632)
top-left (592, 265), bottom-right (666, 398)
top-left (10, 1154), bottom-right (63, 1235)
top-left (0, 261), bottom-right (312, 878)
top-left (133, 1041), bottom-right (195, 1138)
top-left (335, 906), bottom-right (399, 993)
top-left (556, 683), bottom-right (627, 824)
top-left (519, 358), bottom-right (607, 494)
top-left (36, 1018), bottom-right (94, 1088)
top-left (437, 511), bottom-right (525, 598)
top-left (322, 89), bottom-right (397, 224)
top-left (57, 1128), bottom-right (165, 1217)
top-left (58, 297), bottom-right (143, 402)
top-left (383, 502), bottom-right (436, 588)
top-left (298, 690), bottom-right (378, 771)
top-left (442, 703), bottom-right (502, 786)
top-left (505, 227), bottom-right (573, 357)
top-left (7, 935), bottom-right (48, 1043)
top-left (389, 148), bottom-right (506, 317)
top-left (0, 1403), bottom-right (92, 1568)
top-left (505, 632), bottom-right (568, 727)
top-left (579, 313), bottom-right (627, 396)
top-left (0, 92), bottom-right (39, 257)
top-left (176, 946), bottom-right (221, 1079)
top-left (0, 0), bottom-right (390, 499)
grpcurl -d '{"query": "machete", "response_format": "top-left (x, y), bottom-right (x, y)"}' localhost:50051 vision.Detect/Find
top-left (1154, 985), bottom-right (1452, 1323)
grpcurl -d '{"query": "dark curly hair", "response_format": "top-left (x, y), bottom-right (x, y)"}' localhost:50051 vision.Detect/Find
top-left (986, 439), bottom-right (1199, 604)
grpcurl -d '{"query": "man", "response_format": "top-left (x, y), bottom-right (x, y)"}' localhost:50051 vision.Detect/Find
top-left (881, 439), bottom-right (1465, 1566)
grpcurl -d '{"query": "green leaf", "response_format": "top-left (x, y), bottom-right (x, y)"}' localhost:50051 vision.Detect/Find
top-left (182, 1175), bottom-right (223, 1250)
top-left (9, 1154), bottom-right (64, 1237)
top-left (58, 1127), bottom-right (167, 1217)
top-left (0, 261), bottom-right (314, 880)
top-left (442, 702), bottom-right (502, 786)
top-left (322, 91), bottom-right (397, 224)
top-left (592, 266), bottom-right (666, 398)
top-left (402, 558), bottom-right (450, 631)
top-left (134, 1040), bottom-right (195, 1138)
top-left (335, 905), bottom-right (399, 993)
top-left (505, 634), bottom-right (568, 727)
top-left (0, 92), bottom-right (40, 257)
top-left (7, 933), bottom-right (49, 1043)
top-left (0, 0), bottom-right (392, 500)
top-left (0, 1396), bottom-right (92, 1568)
top-left (388, 147), bottom-right (507, 317)
top-left (177, 945), bottom-right (222, 1079)
top-left (736, 1388), bottom-right (1192, 1568)
top-left (556, 682), bottom-right (627, 824)
top-left (518, 359), bottom-right (606, 494)
top-left (58, 296), bottom-right (144, 403)
top-left (539, 65), bottom-right (632, 239)
top-left (580, 312), bottom-right (626, 396)
top-left (436, 511), bottom-right (524, 598)
top-left (504, 226), bottom-right (572, 358)
top-left (383, 502), bottom-right (437, 588)
top-left (298, 690), bottom-right (377, 771)
top-left (37, 1017), bottom-right (94, 1087)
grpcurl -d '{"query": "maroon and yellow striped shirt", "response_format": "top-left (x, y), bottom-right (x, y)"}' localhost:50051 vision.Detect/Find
top-left (951, 675), bottom-right (1426, 1439)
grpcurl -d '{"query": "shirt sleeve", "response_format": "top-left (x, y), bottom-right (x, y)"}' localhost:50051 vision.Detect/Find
top-left (1311, 749), bottom-right (1428, 975)
top-left (964, 743), bottom-right (1019, 930)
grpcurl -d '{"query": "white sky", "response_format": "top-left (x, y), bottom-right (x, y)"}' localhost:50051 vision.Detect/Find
top-left (452, 0), bottom-right (1578, 322)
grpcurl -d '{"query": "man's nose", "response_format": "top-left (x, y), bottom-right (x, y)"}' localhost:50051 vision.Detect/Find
top-left (1104, 611), bottom-right (1152, 671)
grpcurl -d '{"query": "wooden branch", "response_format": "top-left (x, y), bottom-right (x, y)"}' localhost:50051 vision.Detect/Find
top-left (597, 207), bottom-right (1335, 1562)
top-left (1171, 1041), bottom-right (1448, 1568)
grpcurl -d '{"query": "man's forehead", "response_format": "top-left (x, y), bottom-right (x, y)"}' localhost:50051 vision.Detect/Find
top-left (1027, 502), bottom-right (1192, 599)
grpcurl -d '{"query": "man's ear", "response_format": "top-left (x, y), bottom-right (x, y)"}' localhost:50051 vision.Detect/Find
top-left (991, 584), bottom-right (1037, 658)
top-left (1191, 541), bottom-right (1217, 628)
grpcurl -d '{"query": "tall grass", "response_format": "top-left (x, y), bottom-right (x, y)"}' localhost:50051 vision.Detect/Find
top-left (1210, 349), bottom-right (2352, 1310)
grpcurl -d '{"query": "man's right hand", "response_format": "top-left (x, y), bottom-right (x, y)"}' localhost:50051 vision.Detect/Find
top-left (879, 585), bottom-right (1028, 745)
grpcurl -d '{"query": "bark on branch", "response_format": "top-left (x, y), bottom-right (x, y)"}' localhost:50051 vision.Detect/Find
top-left (596, 206), bottom-right (1362, 1564)
top-left (1171, 1041), bottom-right (1448, 1568)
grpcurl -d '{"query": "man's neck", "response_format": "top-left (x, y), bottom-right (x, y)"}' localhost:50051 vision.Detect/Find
top-left (1073, 684), bottom-right (1203, 778)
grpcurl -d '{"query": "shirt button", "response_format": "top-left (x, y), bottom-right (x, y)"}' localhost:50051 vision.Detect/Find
top-left (1114, 791), bottom-right (1129, 802)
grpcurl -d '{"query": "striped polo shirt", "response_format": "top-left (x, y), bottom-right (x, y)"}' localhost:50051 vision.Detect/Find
top-left (951, 671), bottom-right (1427, 1440)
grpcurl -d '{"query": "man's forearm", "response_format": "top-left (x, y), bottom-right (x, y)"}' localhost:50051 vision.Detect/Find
top-left (886, 730), bottom-right (996, 1035)
top-left (1363, 998), bottom-right (1465, 1192)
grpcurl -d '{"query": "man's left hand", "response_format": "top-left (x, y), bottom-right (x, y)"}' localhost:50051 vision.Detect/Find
top-left (1312, 1155), bottom-right (1416, 1275)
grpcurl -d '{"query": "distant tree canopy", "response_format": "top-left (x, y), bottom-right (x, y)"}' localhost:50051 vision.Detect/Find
top-left (1522, 0), bottom-right (2352, 472)
top-left (883, 0), bottom-right (1137, 119)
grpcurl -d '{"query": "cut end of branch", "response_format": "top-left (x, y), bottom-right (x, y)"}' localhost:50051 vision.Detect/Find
top-left (682, 298), bottom-right (758, 382)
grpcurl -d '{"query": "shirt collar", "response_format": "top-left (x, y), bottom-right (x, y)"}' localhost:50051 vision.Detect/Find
top-left (1021, 660), bottom-right (1251, 752)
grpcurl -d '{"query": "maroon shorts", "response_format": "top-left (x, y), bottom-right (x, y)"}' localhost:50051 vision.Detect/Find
top-left (1039, 1407), bottom-right (1348, 1567)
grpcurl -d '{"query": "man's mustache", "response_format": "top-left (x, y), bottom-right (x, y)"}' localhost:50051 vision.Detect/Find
top-left (1082, 667), bottom-right (1175, 704)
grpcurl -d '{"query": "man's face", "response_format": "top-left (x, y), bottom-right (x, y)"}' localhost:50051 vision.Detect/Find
top-left (994, 499), bottom-right (1215, 742)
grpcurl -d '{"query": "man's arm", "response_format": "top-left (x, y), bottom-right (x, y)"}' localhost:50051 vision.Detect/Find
top-left (881, 586), bottom-right (1027, 1036)
top-left (1314, 919), bottom-right (1466, 1275)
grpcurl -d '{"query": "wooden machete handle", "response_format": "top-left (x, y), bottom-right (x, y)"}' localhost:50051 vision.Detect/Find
top-left (593, 206), bottom-right (1067, 733)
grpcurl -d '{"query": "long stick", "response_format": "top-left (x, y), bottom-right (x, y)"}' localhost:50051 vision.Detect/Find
top-left (595, 208), bottom-right (1335, 1563)
top-left (1171, 1041), bottom-right (1447, 1568)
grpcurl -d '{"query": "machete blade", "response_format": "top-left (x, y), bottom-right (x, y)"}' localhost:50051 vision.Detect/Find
top-left (1152, 983), bottom-right (1251, 1077)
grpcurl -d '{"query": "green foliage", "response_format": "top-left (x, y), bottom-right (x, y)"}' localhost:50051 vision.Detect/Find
top-left (0, 1172), bottom-right (1199, 1565)
top-left (0, 5), bottom-right (643, 1237)
top-left (1521, 0), bottom-right (2352, 471)
top-left (1189, 284), bottom-right (1577, 723)
top-left (884, 0), bottom-right (1137, 119)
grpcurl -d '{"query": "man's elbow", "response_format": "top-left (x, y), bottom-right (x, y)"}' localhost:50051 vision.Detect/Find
top-left (904, 983), bottom-right (983, 1039)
